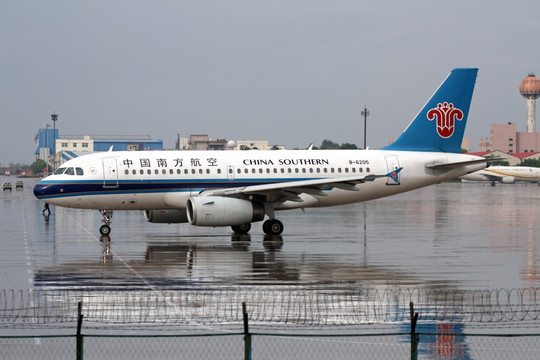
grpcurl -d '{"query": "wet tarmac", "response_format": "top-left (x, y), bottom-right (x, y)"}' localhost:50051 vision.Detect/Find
top-left (3, 177), bottom-right (540, 293)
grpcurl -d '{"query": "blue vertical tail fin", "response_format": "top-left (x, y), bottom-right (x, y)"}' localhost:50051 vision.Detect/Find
top-left (382, 68), bottom-right (478, 153)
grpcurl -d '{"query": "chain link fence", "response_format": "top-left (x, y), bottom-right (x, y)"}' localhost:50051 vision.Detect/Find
top-left (1, 332), bottom-right (539, 359)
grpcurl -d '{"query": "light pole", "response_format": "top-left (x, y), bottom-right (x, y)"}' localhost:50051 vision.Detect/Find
top-left (361, 105), bottom-right (369, 150)
top-left (44, 123), bottom-right (51, 172)
top-left (51, 113), bottom-right (58, 171)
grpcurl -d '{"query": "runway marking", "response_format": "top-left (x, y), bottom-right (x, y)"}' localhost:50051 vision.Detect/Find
top-left (18, 191), bottom-right (41, 344)
top-left (64, 209), bottom-right (230, 333)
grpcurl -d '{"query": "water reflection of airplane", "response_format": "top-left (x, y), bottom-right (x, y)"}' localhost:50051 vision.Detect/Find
top-left (398, 322), bottom-right (471, 360)
top-left (33, 236), bottom-right (453, 290)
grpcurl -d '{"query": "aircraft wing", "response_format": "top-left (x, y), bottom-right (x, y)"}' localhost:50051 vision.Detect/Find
top-left (201, 168), bottom-right (402, 203)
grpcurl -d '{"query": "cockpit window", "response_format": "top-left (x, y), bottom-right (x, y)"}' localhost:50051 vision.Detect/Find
top-left (65, 167), bottom-right (75, 175)
top-left (54, 167), bottom-right (66, 175)
top-left (76, 167), bottom-right (84, 175)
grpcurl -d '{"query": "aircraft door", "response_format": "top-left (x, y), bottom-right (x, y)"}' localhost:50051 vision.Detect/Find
top-left (102, 158), bottom-right (119, 188)
top-left (385, 156), bottom-right (401, 185)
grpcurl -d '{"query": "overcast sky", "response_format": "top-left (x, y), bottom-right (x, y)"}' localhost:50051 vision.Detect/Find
top-left (1, 1), bottom-right (539, 165)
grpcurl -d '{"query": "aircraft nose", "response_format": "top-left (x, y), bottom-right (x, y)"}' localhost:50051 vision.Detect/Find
top-left (33, 182), bottom-right (51, 198)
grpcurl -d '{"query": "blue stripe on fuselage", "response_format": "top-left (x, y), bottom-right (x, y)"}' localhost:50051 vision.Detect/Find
top-left (33, 178), bottom-right (311, 200)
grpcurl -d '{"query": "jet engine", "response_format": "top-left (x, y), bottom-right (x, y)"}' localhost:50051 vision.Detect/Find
top-left (144, 209), bottom-right (189, 223)
top-left (501, 176), bottom-right (515, 184)
top-left (187, 196), bottom-right (265, 226)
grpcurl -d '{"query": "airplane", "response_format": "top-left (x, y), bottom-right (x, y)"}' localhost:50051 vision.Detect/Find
top-left (460, 165), bottom-right (540, 185)
top-left (34, 68), bottom-right (490, 237)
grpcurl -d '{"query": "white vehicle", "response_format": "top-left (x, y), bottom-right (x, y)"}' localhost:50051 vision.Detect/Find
top-left (460, 165), bottom-right (540, 185)
top-left (34, 68), bottom-right (488, 236)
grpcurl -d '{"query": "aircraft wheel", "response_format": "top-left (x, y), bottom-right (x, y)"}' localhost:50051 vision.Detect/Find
top-left (99, 224), bottom-right (111, 236)
top-left (232, 223), bottom-right (251, 234)
top-left (263, 219), bottom-right (284, 235)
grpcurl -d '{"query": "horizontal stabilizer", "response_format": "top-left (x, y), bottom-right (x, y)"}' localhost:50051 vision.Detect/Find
top-left (425, 158), bottom-right (489, 170)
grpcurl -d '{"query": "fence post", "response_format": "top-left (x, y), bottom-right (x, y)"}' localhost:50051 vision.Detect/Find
top-left (410, 301), bottom-right (419, 360)
top-left (77, 301), bottom-right (84, 360)
top-left (242, 302), bottom-right (251, 360)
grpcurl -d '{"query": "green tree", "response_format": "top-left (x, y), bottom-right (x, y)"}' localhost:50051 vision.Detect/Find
top-left (30, 159), bottom-right (48, 175)
top-left (519, 158), bottom-right (540, 167)
top-left (339, 143), bottom-right (358, 149)
top-left (320, 140), bottom-right (340, 149)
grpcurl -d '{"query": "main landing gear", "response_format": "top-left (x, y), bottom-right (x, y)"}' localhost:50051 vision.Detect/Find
top-left (231, 218), bottom-right (284, 236)
top-left (99, 210), bottom-right (113, 235)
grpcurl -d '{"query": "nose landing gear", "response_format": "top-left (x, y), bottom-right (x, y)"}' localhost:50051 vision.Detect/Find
top-left (99, 210), bottom-right (113, 235)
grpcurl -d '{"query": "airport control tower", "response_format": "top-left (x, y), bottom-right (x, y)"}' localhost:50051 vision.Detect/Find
top-left (519, 73), bottom-right (540, 132)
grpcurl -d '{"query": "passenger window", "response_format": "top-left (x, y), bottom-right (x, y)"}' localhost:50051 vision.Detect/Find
top-left (217, 169), bottom-right (221, 174)
top-left (132, 169), bottom-right (136, 175)
top-left (147, 169), bottom-right (151, 175)
top-left (366, 167), bottom-right (370, 172)
top-left (125, 170), bottom-right (129, 175)
top-left (140, 169), bottom-right (144, 175)
top-left (155, 169), bottom-right (159, 175)
top-left (169, 169), bottom-right (173, 174)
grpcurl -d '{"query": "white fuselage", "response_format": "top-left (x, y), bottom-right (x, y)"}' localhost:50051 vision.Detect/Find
top-left (35, 149), bottom-right (486, 211)
top-left (460, 166), bottom-right (540, 183)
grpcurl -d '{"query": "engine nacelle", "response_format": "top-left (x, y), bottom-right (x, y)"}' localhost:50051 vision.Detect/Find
top-left (187, 196), bottom-right (265, 226)
top-left (501, 176), bottom-right (515, 184)
top-left (144, 209), bottom-right (189, 223)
